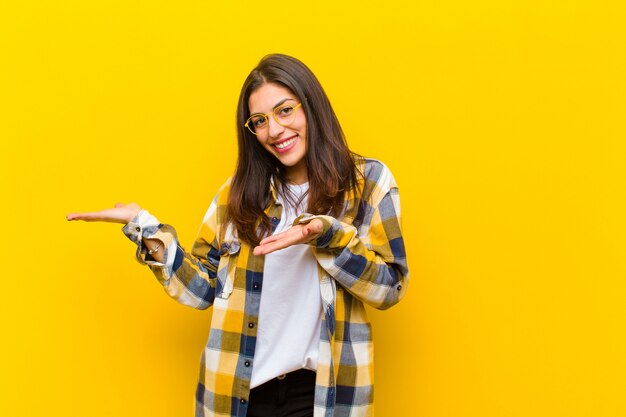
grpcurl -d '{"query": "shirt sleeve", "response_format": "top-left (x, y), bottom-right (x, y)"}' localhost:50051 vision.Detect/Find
top-left (121, 199), bottom-right (222, 310)
top-left (122, 209), bottom-right (177, 269)
top-left (294, 166), bottom-right (409, 310)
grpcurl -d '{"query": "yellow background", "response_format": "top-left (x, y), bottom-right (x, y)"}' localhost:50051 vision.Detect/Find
top-left (1, 1), bottom-right (625, 416)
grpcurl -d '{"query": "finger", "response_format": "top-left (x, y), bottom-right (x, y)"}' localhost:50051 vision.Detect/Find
top-left (254, 234), bottom-right (296, 255)
top-left (258, 234), bottom-right (281, 245)
top-left (259, 230), bottom-right (312, 255)
top-left (114, 203), bottom-right (124, 208)
top-left (253, 240), bottom-right (284, 256)
top-left (66, 212), bottom-right (86, 221)
top-left (66, 212), bottom-right (97, 221)
top-left (253, 243), bottom-right (274, 256)
top-left (259, 225), bottom-right (303, 244)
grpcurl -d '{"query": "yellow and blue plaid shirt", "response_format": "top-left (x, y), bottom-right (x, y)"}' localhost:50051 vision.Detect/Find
top-left (122, 158), bottom-right (409, 417)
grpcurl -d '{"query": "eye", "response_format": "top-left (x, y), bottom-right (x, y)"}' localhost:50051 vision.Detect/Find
top-left (251, 115), bottom-right (267, 128)
top-left (276, 105), bottom-right (294, 118)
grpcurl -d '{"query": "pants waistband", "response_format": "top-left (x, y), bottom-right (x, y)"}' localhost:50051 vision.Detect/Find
top-left (274, 368), bottom-right (316, 382)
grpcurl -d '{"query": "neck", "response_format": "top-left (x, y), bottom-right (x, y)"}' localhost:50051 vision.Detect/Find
top-left (286, 161), bottom-right (308, 185)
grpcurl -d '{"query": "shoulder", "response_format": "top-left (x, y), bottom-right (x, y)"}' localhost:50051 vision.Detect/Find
top-left (361, 158), bottom-right (397, 186)
top-left (355, 157), bottom-right (398, 203)
top-left (201, 177), bottom-right (233, 224)
top-left (213, 176), bottom-right (233, 205)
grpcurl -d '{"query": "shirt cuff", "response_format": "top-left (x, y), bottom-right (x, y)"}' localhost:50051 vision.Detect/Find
top-left (122, 209), bottom-right (176, 269)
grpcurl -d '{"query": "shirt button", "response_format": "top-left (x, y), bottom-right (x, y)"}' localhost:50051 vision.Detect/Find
top-left (252, 282), bottom-right (259, 290)
top-left (248, 322), bottom-right (254, 328)
top-left (135, 226), bottom-right (141, 232)
top-left (244, 361), bottom-right (251, 367)
top-left (397, 285), bottom-right (402, 291)
top-left (271, 217), bottom-right (278, 222)
top-left (240, 399), bottom-right (246, 404)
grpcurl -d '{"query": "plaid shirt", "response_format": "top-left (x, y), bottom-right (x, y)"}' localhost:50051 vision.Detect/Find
top-left (122, 158), bottom-right (409, 417)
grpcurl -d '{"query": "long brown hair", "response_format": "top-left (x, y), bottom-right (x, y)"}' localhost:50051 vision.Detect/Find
top-left (227, 54), bottom-right (361, 247)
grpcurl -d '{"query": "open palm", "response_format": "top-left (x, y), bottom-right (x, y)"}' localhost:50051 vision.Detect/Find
top-left (66, 203), bottom-right (142, 224)
top-left (252, 219), bottom-right (323, 256)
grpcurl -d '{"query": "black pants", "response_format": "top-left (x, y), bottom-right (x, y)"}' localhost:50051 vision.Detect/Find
top-left (247, 369), bottom-right (316, 417)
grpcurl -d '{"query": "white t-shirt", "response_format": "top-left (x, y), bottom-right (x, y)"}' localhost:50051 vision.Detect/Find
top-left (250, 182), bottom-right (322, 388)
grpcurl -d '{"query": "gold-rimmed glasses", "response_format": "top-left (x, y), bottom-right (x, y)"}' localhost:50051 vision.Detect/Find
top-left (244, 102), bottom-right (302, 135)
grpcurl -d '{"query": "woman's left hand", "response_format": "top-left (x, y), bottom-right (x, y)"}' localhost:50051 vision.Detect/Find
top-left (253, 219), bottom-right (323, 256)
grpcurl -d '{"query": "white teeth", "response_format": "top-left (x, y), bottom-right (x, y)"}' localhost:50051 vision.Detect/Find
top-left (275, 137), bottom-right (296, 149)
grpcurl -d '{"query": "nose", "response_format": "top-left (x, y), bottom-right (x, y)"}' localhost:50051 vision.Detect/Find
top-left (267, 116), bottom-right (285, 138)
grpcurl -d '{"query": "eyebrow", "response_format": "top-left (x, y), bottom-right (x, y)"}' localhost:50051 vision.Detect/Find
top-left (250, 98), bottom-right (295, 115)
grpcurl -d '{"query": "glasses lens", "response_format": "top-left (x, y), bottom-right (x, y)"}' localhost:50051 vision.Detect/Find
top-left (246, 115), bottom-right (268, 135)
top-left (274, 105), bottom-right (297, 127)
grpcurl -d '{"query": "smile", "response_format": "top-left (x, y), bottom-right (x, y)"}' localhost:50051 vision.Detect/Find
top-left (273, 135), bottom-right (298, 153)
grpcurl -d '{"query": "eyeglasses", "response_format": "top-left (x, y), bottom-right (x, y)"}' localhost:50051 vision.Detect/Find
top-left (244, 102), bottom-right (302, 136)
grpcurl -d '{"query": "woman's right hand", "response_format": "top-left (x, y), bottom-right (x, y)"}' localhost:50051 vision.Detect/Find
top-left (66, 203), bottom-right (142, 224)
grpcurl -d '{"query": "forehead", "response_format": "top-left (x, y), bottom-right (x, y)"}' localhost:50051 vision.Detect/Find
top-left (248, 83), bottom-right (297, 113)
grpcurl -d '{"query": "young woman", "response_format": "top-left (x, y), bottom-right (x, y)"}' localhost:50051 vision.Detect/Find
top-left (67, 54), bottom-right (409, 417)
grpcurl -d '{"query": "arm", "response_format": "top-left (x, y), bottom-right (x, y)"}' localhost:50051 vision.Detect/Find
top-left (297, 185), bottom-right (408, 310)
top-left (121, 205), bottom-right (221, 310)
top-left (67, 198), bottom-right (222, 310)
top-left (253, 165), bottom-right (409, 310)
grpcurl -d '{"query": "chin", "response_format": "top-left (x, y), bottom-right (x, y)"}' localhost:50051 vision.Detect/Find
top-left (279, 156), bottom-right (304, 167)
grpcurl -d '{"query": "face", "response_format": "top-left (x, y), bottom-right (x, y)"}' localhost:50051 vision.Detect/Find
top-left (248, 83), bottom-right (308, 184)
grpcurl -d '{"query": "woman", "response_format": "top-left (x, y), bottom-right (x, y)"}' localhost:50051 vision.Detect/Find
top-left (67, 54), bottom-right (409, 417)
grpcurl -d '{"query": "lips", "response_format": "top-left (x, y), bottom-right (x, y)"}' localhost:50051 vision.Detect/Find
top-left (272, 135), bottom-right (298, 153)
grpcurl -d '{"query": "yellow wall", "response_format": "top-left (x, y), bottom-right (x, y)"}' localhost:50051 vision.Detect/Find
top-left (1, 1), bottom-right (625, 416)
